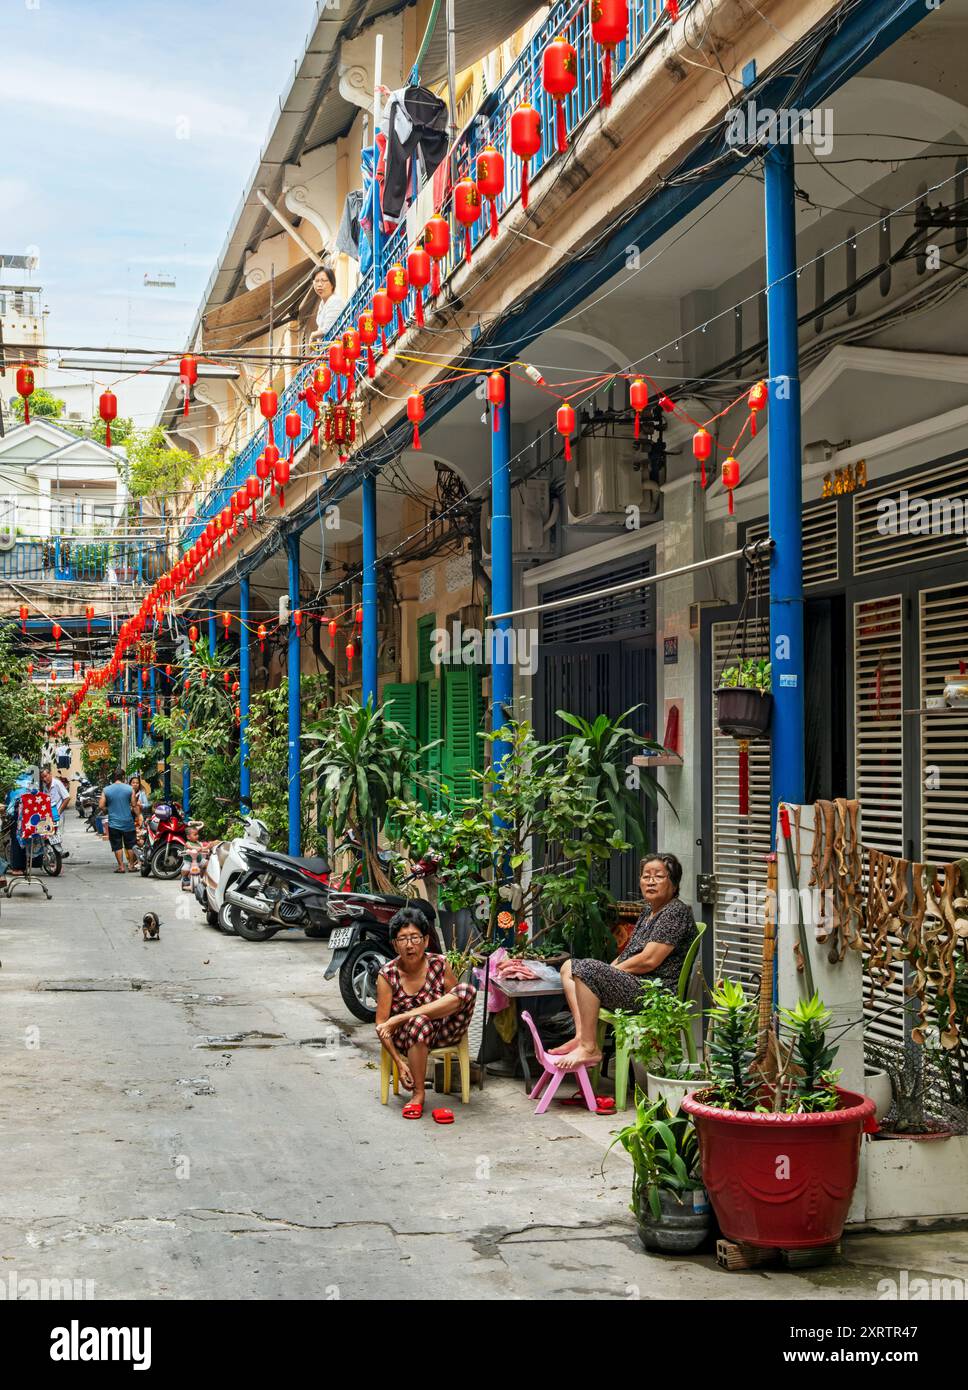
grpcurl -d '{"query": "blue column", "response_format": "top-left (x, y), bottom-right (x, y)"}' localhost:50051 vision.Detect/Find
top-left (239, 575), bottom-right (251, 813)
top-left (182, 764), bottom-right (190, 816)
top-left (287, 534), bottom-right (301, 856)
top-left (149, 663), bottom-right (156, 746)
top-left (362, 475), bottom-right (378, 706)
top-left (208, 609), bottom-right (218, 662)
top-left (490, 368), bottom-right (513, 771)
top-left (765, 143), bottom-right (805, 836)
top-left (136, 664), bottom-right (144, 747)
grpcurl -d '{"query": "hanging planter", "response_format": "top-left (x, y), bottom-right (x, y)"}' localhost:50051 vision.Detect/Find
top-left (715, 679), bottom-right (773, 741)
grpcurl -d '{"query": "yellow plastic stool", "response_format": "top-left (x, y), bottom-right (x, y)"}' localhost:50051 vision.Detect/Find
top-left (380, 1033), bottom-right (471, 1104)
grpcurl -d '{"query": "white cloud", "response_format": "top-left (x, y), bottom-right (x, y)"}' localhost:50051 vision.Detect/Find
top-left (0, 179), bottom-right (32, 211)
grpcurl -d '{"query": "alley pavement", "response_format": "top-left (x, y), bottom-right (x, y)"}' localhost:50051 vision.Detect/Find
top-left (0, 811), bottom-right (958, 1301)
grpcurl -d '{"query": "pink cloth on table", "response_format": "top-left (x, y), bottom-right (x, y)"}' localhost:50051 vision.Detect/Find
top-left (473, 947), bottom-right (511, 1013)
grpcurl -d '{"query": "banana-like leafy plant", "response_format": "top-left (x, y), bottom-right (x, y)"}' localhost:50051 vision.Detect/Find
top-left (604, 1091), bottom-right (702, 1220)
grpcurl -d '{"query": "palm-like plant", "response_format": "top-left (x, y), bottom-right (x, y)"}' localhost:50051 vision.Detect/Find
top-left (707, 979), bottom-right (760, 1111)
top-left (605, 1093), bottom-right (702, 1219)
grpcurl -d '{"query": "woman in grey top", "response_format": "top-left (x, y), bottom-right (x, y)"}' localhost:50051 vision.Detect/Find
top-left (552, 853), bottom-right (697, 1072)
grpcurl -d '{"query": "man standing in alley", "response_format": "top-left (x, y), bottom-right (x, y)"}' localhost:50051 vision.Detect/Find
top-left (99, 768), bottom-right (141, 874)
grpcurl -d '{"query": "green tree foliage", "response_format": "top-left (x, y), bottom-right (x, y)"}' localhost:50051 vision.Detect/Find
top-left (122, 426), bottom-right (213, 500)
top-left (77, 694), bottom-right (123, 784)
top-left (11, 388), bottom-right (65, 422)
top-left (248, 676), bottom-right (328, 851)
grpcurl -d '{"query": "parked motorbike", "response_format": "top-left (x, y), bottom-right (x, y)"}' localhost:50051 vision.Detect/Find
top-left (199, 815), bottom-right (271, 932)
top-left (141, 801), bottom-right (189, 880)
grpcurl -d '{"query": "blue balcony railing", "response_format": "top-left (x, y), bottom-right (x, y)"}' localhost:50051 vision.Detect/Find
top-left (0, 538), bottom-right (168, 584)
top-left (184, 0), bottom-right (681, 546)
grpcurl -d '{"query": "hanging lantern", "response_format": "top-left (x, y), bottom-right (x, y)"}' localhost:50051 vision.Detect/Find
top-left (327, 619), bottom-right (337, 650)
top-left (722, 455), bottom-right (740, 515)
top-left (189, 624), bottom-right (199, 649)
top-left (658, 394), bottom-right (675, 413)
top-left (341, 329), bottom-right (361, 396)
top-left (372, 286), bottom-right (394, 354)
top-left (179, 354), bottom-right (198, 418)
top-left (747, 379), bottom-right (768, 437)
top-left (26, 661), bottom-right (33, 676)
top-left (692, 426), bottom-right (712, 489)
top-left (99, 390), bottom-right (118, 447)
top-left (256, 453), bottom-right (271, 485)
top-left (52, 622), bottom-right (63, 652)
top-left (257, 623), bottom-right (267, 655)
top-left (183, 677), bottom-right (191, 692)
top-left (300, 385), bottom-right (320, 446)
top-left (487, 372), bottom-right (506, 433)
top-left (407, 391), bottom-right (425, 450)
top-left (424, 215), bottom-right (451, 298)
top-left (260, 390), bottom-right (278, 447)
top-left (221, 610), bottom-right (232, 640)
top-left (223, 670), bottom-right (231, 689)
top-left (386, 262), bottom-right (409, 336)
top-left (556, 402), bottom-right (576, 462)
top-left (85, 603), bottom-right (94, 636)
top-left (16, 366), bottom-right (35, 423)
top-left (453, 179), bottom-right (481, 264)
top-left (476, 145), bottom-right (505, 239)
top-left (355, 606), bottom-right (363, 628)
top-left (275, 457), bottom-right (290, 509)
top-left (313, 364), bottom-right (332, 399)
top-left (510, 103), bottom-right (542, 210)
top-left (591, 0), bottom-right (628, 108)
top-left (543, 35), bottom-right (578, 154)
top-left (246, 474), bottom-right (261, 522)
top-left (407, 246), bottom-right (431, 329)
top-left (666, 0), bottom-right (679, 19)
top-left (165, 664), bottom-right (172, 678)
top-left (358, 311), bottom-right (379, 378)
top-left (220, 506), bottom-right (233, 534)
top-left (345, 641), bottom-right (355, 673)
top-left (285, 411), bottom-right (301, 466)
top-left (629, 377), bottom-right (648, 439)
top-left (51, 670), bottom-right (57, 683)
top-left (232, 681), bottom-right (240, 697)
top-left (328, 341), bottom-right (347, 400)
top-left (19, 603), bottom-right (28, 634)
top-left (293, 609), bottom-right (302, 636)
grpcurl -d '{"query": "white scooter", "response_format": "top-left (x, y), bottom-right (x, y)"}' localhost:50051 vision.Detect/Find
top-left (197, 816), bottom-right (270, 933)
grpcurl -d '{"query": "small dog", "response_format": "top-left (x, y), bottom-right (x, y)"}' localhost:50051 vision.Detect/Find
top-left (142, 911), bottom-right (161, 942)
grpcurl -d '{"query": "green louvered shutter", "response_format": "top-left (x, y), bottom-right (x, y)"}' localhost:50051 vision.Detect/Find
top-left (425, 676), bottom-right (443, 811)
top-left (442, 666), bottom-right (483, 809)
top-left (382, 682), bottom-right (419, 822)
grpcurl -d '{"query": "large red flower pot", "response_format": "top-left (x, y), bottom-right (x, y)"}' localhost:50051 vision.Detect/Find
top-left (681, 1088), bottom-right (876, 1249)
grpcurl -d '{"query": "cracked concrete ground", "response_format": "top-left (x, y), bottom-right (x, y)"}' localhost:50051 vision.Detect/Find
top-left (1, 813), bottom-right (963, 1300)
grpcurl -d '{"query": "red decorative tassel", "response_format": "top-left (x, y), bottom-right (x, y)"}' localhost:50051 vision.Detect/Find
top-left (105, 423), bottom-right (112, 448)
top-left (750, 414), bottom-right (757, 437)
top-left (634, 413), bottom-right (640, 441)
top-left (289, 442), bottom-right (294, 465)
top-left (431, 261), bottom-right (441, 298)
top-left (738, 744), bottom-right (749, 816)
top-left (279, 489), bottom-right (285, 509)
top-left (380, 329), bottom-right (388, 353)
top-left (493, 406), bottom-right (500, 434)
top-left (701, 461), bottom-right (707, 489)
top-left (727, 489), bottom-right (735, 515)
top-left (415, 292), bottom-right (424, 328)
top-left (463, 228), bottom-right (472, 263)
top-left (312, 422), bottom-right (319, 446)
top-left (412, 423), bottom-right (421, 450)
top-left (24, 401), bottom-right (30, 424)
top-left (396, 306), bottom-right (405, 335)
top-left (521, 163), bottom-right (530, 210)
top-left (556, 102), bottom-right (567, 154)
top-left (367, 346), bottom-right (376, 377)
top-left (564, 436), bottom-right (572, 462)
top-left (602, 51), bottom-right (613, 108)
top-left (490, 201), bottom-right (498, 239)
top-left (183, 393), bottom-right (189, 419)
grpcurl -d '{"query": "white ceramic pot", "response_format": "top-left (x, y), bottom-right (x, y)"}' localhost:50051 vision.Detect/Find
top-left (864, 1067), bottom-right (893, 1123)
top-left (646, 1064), bottom-right (710, 1114)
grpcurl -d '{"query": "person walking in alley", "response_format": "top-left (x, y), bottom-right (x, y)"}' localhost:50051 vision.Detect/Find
top-left (99, 768), bottom-right (141, 873)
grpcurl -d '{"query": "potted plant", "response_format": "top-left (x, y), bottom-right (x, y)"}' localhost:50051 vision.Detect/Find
top-left (604, 1092), bottom-right (710, 1253)
top-left (682, 983), bottom-right (876, 1250)
top-left (610, 982), bottom-right (708, 1111)
top-left (716, 657), bottom-right (773, 739)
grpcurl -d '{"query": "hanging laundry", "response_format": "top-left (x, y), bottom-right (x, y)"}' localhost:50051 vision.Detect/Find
top-left (335, 189), bottom-right (364, 262)
top-left (380, 86), bottom-right (449, 223)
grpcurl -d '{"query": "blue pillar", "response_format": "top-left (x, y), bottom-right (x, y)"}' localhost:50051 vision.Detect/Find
top-left (182, 764), bottom-right (190, 817)
top-left (149, 663), bottom-right (156, 745)
top-left (490, 368), bottom-right (513, 771)
top-left (765, 143), bottom-right (805, 836)
top-left (287, 533), bottom-right (301, 856)
top-left (208, 609), bottom-right (218, 662)
top-left (362, 475), bottom-right (378, 706)
top-left (136, 664), bottom-right (144, 747)
top-left (239, 575), bottom-right (251, 813)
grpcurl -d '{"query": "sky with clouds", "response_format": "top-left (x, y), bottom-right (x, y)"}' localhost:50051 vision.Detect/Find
top-left (1, 0), bottom-right (315, 427)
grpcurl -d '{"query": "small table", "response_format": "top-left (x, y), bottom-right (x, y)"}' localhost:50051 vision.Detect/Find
top-left (490, 972), bottom-right (564, 1092)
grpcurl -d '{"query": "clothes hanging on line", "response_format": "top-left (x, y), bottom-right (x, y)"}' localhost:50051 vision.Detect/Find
top-left (380, 85), bottom-right (449, 223)
top-left (335, 189), bottom-right (364, 263)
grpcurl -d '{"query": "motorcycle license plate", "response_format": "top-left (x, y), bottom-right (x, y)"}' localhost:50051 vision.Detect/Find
top-left (329, 926), bottom-right (354, 950)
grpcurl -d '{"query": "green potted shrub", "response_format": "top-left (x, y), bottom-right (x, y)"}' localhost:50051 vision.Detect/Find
top-left (682, 984), bottom-right (876, 1251)
top-left (716, 657), bottom-right (772, 739)
top-left (609, 982), bottom-right (707, 1112)
top-left (605, 1092), bottom-right (710, 1253)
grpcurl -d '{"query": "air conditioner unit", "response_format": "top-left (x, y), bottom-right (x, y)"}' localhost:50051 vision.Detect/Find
top-left (567, 431), bottom-right (658, 524)
top-left (480, 479), bottom-right (555, 560)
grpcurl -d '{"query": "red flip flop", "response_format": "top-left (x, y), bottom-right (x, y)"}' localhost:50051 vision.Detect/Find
top-left (432, 1108), bottom-right (454, 1125)
top-left (402, 1102), bottom-right (423, 1119)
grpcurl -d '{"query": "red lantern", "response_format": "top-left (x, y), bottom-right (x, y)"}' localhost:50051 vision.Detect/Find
top-left (222, 610), bottom-right (232, 639)
top-left (345, 641), bottom-right (355, 673)
top-left (355, 607), bottom-right (363, 628)
top-left (223, 670), bottom-right (231, 689)
top-left (328, 341), bottom-right (347, 399)
top-left (748, 379), bottom-right (768, 437)
top-left (19, 603), bottom-right (28, 634)
top-left (511, 103), bottom-right (542, 210)
top-left (260, 390), bottom-right (278, 447)
top-left (372, 286), bottom-right (394, 354)
top-left (16, 366), bottom-right (35, 423)
top-left (692, 426), bottom-right (712, 489)
top-left (722, 455), bottom-right (740, 515)
top-left (386, 262), bottom-right (409, 336)
top-left (658, 394), bottom-right (675, 413)
top-left (285, 411), bottom-right (301, 465)
top-left (189, 624), bottom-right (199, 648)
top-left (476, 145), bottom-right (505, 239)
top-left (165, 664), bottom-right (172, 678)
top-left (85, 603), bottom-right (95, 636)
top-left (666, 0), bottom-right (679, 19)
top-left (257, 623), bottom-right (267, 655)
top-left (341, 328), bottom-right (361, 394)
top-left (407, 246), bottom-right (431, 329)
top-left (52, 622), bottom-right (63, 651)
top-left (293, 609), bottom-right (302, 636)
top-left (327, 619), bottom-right (337, 650)
top-left (407, 391), bottom-right (425, 450)
top-left (232, 681), bottom-right (240, 697)
top-left (358, 311), bottom-right (378, 378)
top-left (99, 390), bottom-right (118, 447)
top-left (487, 372), bottom-right (506, 433)
top-left (543, 36), bottom-right (578, 154)
top-left (51, 670), bottom-right (57, 683)
top-left (256, 453), bottom-right (271, 483)
top-left (183, 677), bottom-right (191, 692)
top-left (453, 179), bottom-right (481, 264)
top-left (313, 364), bottom-right (332, 398)
top-left (246, 474), bottom-right (261, 522)
top-left (557, 402), bottom-right (576, 462)
top-left (275, 457), bottom-right (290, 509)
top-left (26, 661), bottom-right (33, 676)
top-left (629, 377), bottom-right (648, 439)
top-left (591, 0), bottom-right (628, 108)
top-left (424, 215), bottom-right (451, 298)
top-left (179, 354), bottom-right (198, 418)
top-left (220, 506), bottom-right (232, 535)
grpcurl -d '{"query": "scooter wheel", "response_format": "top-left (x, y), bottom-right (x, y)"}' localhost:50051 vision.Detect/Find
top-left (151, 843), bottom-right (183, 880)
top-left (339, 942), bottom-right (393, 1022)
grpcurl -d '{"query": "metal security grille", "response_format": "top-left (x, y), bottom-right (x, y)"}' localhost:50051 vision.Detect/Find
top-left (541, 556), bottom-right (656, 645)
top-left (853, 594), bottom-right (906, 1041)
top-left (711, 619), bottom-right (772, 986)
top-left (854, 455), bottom-right (968, 574)
top-left (746, 497), bottom-right (839, 598)
top-left (919, 580), bottom-right (968, 865)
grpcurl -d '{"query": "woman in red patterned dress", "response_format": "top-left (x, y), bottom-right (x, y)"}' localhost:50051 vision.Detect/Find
top-left (375, 908), bottom-right (477, 1118)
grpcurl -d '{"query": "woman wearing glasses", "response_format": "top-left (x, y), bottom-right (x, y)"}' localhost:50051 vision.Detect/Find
top-left (375, 907), bottom-right (477, 1119)
top-left (552, 853), bottom-right (696, 1073)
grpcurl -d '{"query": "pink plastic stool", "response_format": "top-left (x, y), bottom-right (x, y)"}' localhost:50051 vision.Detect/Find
top-left (520, 1010), bottom-right (598, 1115)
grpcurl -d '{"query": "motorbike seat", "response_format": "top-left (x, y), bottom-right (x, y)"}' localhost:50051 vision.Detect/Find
top-left (258, 850), bottom-right (332, 876)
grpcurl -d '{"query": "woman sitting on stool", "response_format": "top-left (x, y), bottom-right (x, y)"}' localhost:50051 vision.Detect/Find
top-left (552, 853), bottom-right (697, 1072)
top-left (375, 907), bottom-right (477, 1119)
